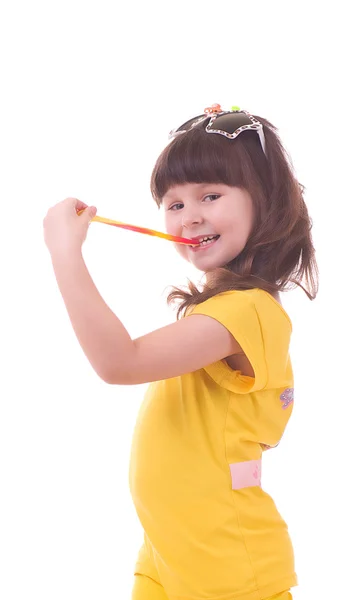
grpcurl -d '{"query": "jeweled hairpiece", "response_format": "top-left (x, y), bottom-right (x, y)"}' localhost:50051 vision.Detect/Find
top-left (169, 103), bottom-right (267, 157)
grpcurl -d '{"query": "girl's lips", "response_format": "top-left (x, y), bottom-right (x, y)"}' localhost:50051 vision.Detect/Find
top-left (190, 236), bottom-right (220, 251)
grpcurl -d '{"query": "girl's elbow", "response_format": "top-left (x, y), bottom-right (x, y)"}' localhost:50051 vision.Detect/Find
top-left (101, 368), bottom-right (136, 386)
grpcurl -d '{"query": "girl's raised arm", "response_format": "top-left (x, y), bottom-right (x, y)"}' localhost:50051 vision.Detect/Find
top-left (50, 250), bottom-right (243, 385)
top-left (120, 314), bottom-right (242, 384)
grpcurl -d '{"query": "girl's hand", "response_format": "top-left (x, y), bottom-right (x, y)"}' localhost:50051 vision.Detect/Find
top-left (43, 197), bottom-right (97, 256)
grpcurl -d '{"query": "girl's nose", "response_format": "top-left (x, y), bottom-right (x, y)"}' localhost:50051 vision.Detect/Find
top-left (182, 212), bottom-right (204, 228)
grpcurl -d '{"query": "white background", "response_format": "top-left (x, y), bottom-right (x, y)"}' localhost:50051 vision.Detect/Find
top-left (0, 1), bottom-right (343, 598)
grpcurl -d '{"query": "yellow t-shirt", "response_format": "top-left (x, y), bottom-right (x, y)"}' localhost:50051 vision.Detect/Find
top-left (129, 288), bottom-right (297, 600)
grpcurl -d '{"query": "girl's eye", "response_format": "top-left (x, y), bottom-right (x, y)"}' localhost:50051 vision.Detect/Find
top-left (169, 203), bottom-right (184, 211)
top-left (168, 195), bottom-right (220, 210)
top-left (203, 194), bottom-right (220, 202)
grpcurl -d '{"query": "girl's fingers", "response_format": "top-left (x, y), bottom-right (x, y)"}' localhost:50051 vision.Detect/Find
top-left (74, 199), bottom-right (90, 213)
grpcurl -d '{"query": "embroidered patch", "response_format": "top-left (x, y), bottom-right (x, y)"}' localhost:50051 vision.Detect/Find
top-left (280, 387), bottom-right (294, 409)
top-left (229, 459), bottom-right (262, 490)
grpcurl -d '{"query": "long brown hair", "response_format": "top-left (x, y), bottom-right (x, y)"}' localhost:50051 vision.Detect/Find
top-left (150, 115), bottom-right (319, 319)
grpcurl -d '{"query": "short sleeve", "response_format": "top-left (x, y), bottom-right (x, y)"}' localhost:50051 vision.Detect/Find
top-left (188, 290), bottom-right (268, 394)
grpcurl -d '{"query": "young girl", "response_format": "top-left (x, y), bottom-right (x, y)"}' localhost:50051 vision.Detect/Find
top-left (43, 104), bottom-right (318, 600)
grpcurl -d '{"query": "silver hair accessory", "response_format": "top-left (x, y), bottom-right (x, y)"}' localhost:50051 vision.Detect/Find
top-left (169, 103), bottom-right (267, 157)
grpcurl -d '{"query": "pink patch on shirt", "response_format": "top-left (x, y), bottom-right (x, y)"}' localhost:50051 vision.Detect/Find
top-left (229, 459), bottom-right (262, 490)
top-left (280, 387), bottom-right (294, 409)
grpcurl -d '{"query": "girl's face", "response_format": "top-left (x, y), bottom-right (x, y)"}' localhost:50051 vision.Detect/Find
top-left (162, 183), bottom-right (255, 272)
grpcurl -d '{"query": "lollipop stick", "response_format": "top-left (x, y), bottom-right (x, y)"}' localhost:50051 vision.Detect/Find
top-left (78, 210), bottom-right (199, 246)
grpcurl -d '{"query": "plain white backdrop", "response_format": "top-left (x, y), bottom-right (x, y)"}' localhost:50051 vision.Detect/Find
top-left (0, 1), bottom-right (343, 598)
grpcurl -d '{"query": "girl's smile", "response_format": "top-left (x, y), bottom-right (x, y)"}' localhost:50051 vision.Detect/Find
top-left (190, 235), bottom-right (221, 251)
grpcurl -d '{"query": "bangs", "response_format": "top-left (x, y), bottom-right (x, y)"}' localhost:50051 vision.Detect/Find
top-left (150, 127), bottom-right (262, 205)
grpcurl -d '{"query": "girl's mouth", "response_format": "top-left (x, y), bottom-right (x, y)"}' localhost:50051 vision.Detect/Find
top-left (190, 235), bottom-right (220, 251)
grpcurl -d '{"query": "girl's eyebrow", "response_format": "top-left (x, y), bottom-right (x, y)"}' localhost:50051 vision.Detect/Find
top-left (162, 193), bottom-right (180, 203)
top-left (163, 183), bottom-right (220, 200)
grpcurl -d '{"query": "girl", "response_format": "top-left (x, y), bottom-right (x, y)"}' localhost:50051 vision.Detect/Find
top-left (43, 104), bottom-right (318, 600)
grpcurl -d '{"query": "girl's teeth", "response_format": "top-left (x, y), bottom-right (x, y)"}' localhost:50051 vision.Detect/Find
top-left (199, 236), bottom-right (218, 245)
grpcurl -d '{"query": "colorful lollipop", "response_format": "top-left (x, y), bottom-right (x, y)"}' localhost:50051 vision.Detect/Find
top-left (78, 210), bottom-right (200, 246)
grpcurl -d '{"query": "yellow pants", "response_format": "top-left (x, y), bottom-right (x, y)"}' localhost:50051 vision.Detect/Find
top-left (132, 574), bottom-right (292, 600)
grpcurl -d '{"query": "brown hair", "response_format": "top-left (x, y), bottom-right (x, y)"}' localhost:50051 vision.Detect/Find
top-left (150, 115), bottom-right (319, 319)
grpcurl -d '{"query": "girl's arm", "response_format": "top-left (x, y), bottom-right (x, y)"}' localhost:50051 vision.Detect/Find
top-left (51, 250), bottom-right (244, 385)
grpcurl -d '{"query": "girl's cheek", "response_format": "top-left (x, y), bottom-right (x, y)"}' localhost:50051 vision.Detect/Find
top-left (163, 214), bottom-right (171, 232)
top-left (164, 216), bottom-right (178, 235)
